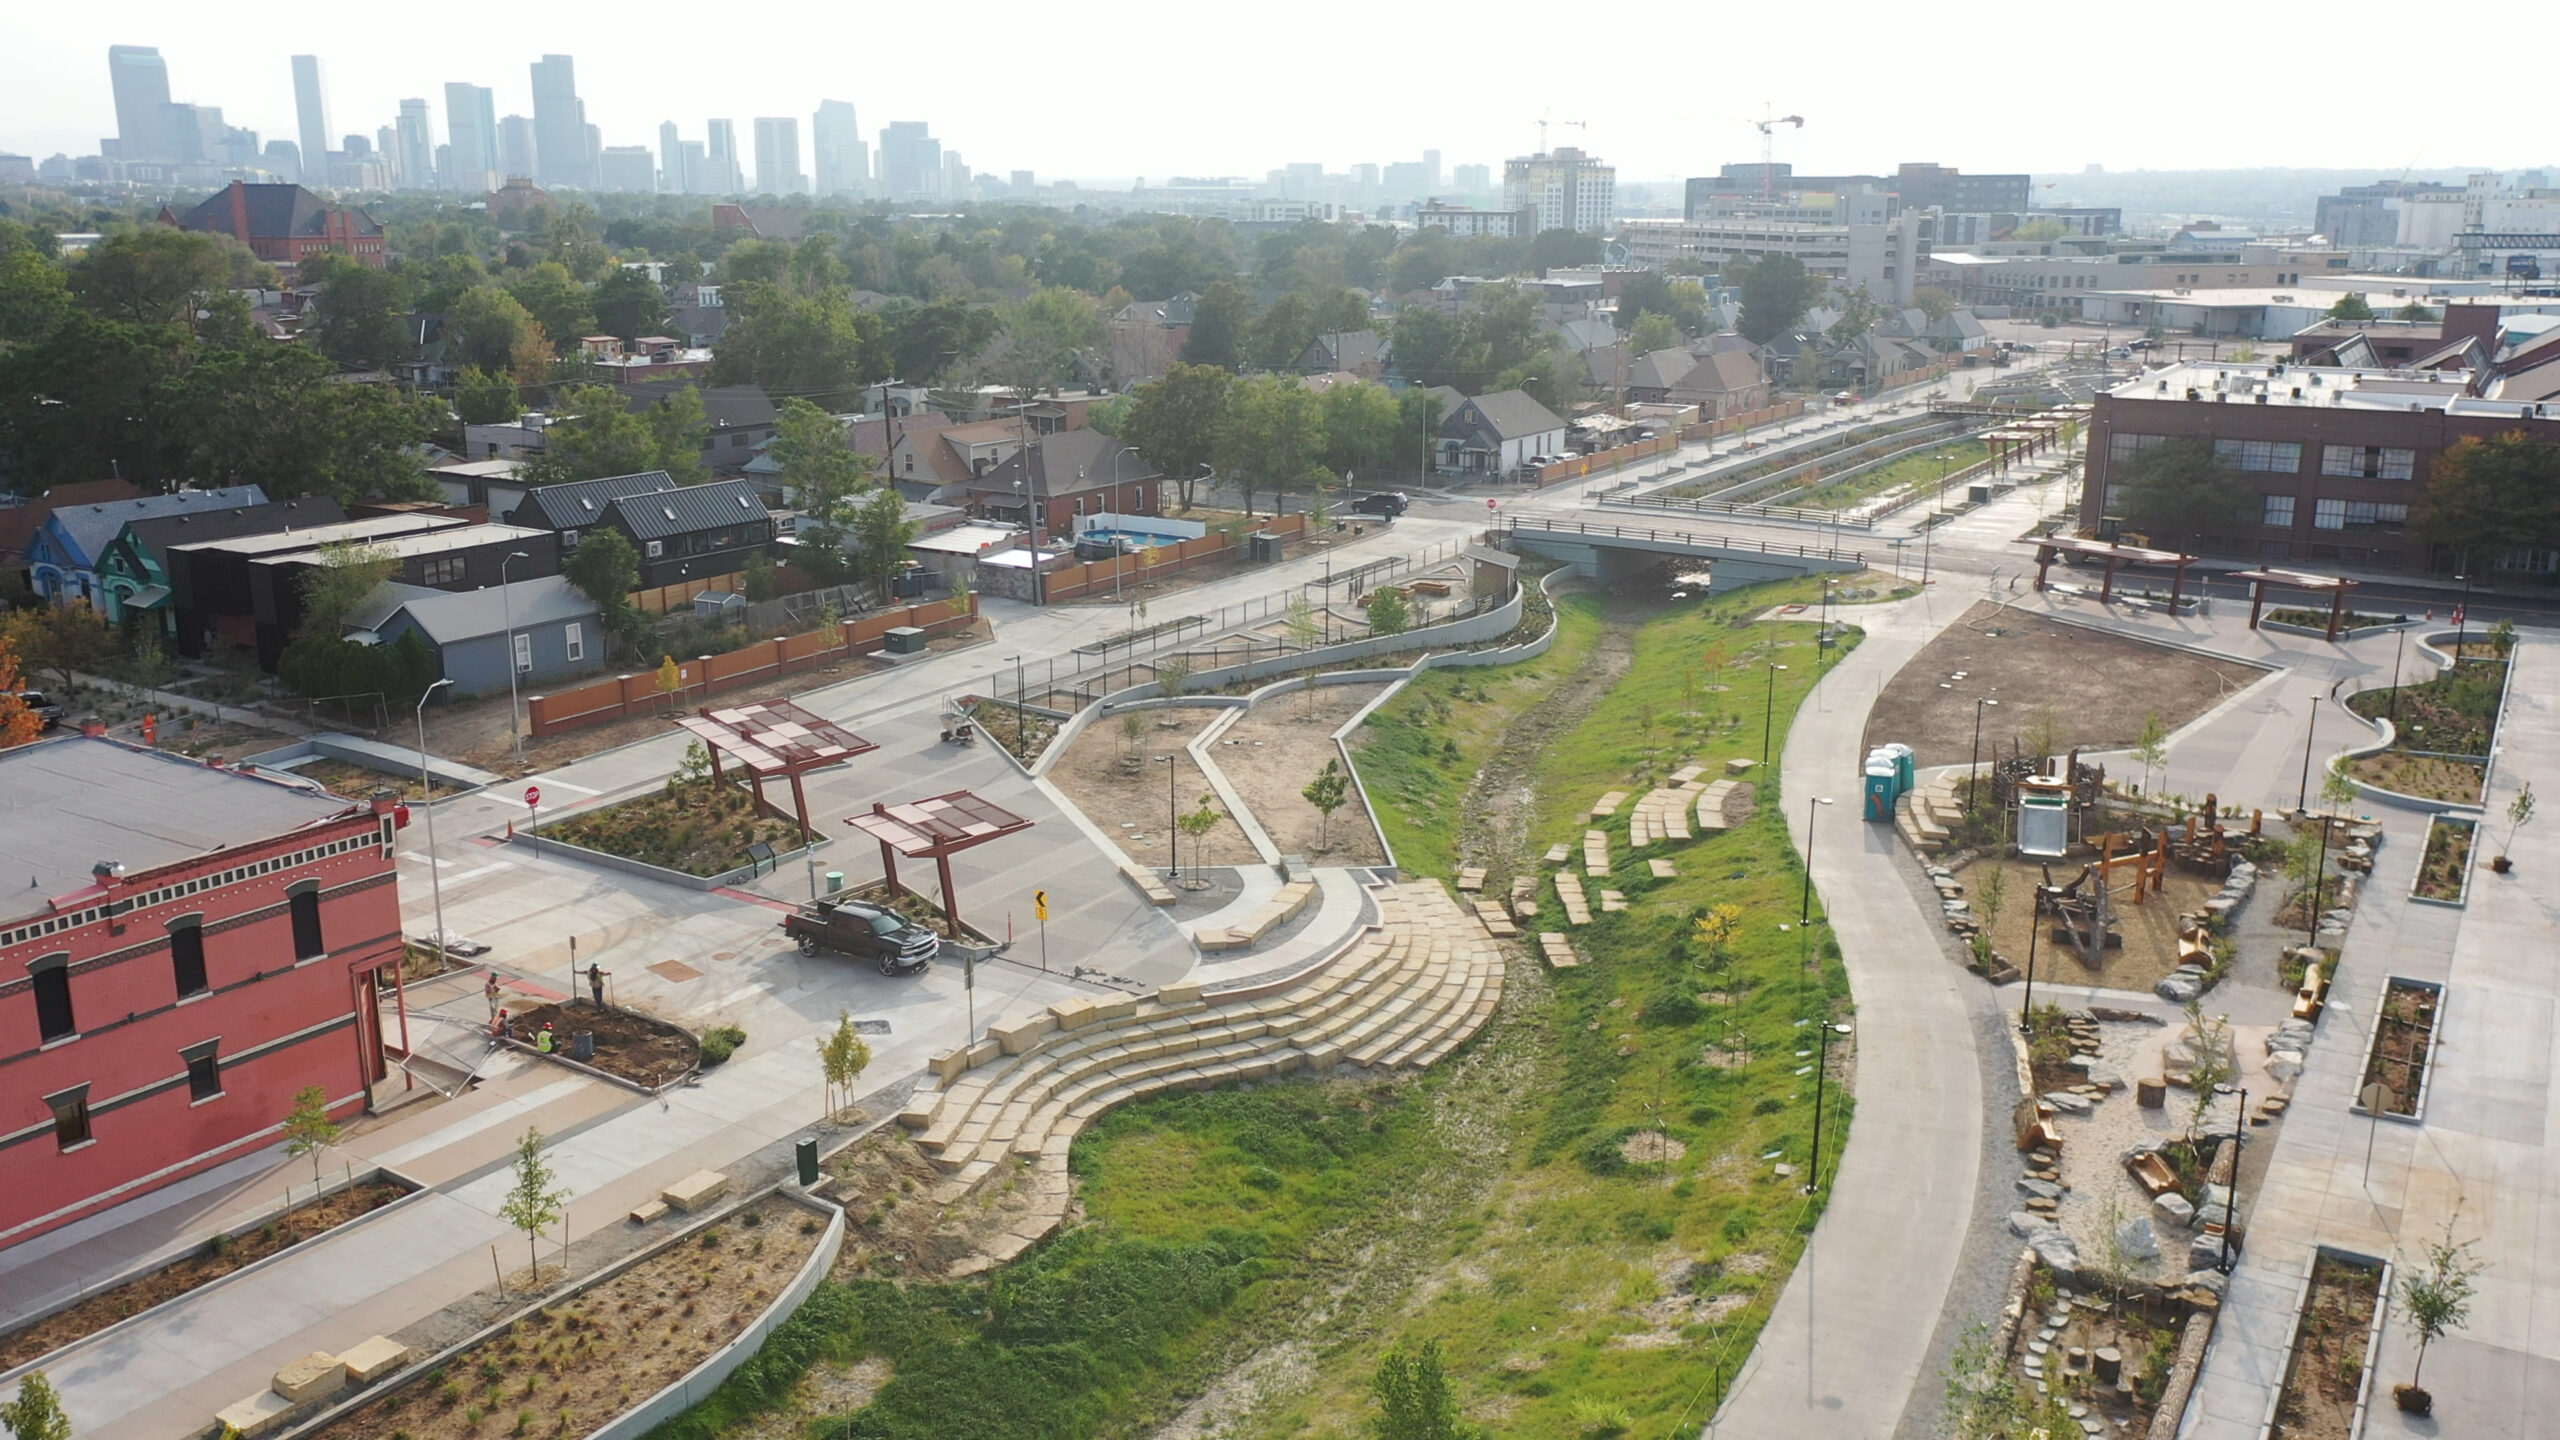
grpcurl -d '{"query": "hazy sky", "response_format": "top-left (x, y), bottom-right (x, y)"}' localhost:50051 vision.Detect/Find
top-left (5, 1), bottom-right (2549, 186)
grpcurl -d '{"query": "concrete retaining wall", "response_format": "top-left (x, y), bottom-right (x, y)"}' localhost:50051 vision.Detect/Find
top-left (503, 828), bottom-right (829, 892)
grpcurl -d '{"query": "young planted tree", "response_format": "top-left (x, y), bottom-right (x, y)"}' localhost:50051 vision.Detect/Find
top-left (1155, 650), bottom-right (1193, 700)
top-left (499, 1126), bottom-right (572, 1284)
top-left (2133, 710), bottom-right (2169, 795)
top-left (1303, 758), bottom-right (1350, 851)
top-left (2395, 1214), bottom-right (2484, 1412)
top-left (1366, 588), bottom-right (1412, 637)
top-left (2182, 1000), bottom-right (2235, 1138)
top-left (0, 1370), bottom-right (72, 1440)
top-left (654, 654), bottom-right (685, 714)
top-left (1175, 794), bottom-right (1225, 882)
top-left (2502, 781), bottom-right (2537, 861)
top-left (1973, 865), bottom-right (2008, 967)
top-left (280, 1084), bottom-right (339, 1193)
top-left (1117, 709), bottom-right (1150, 764)
top-left (817, 1010), bottom-right (874, 1121)
top-left (1371, 1339), bottom-right (1464, 1440)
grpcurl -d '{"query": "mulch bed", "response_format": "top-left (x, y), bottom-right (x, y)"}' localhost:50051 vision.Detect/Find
top-left (546, 779), bottom-right (807, 877)
top-left (0, 1180), bottom-right (409, 1370)
top-left (509, 1003), bottom-right (699, 1088)
top-left (2414, 818), bottom-right (2473, 901)
top-left (2272, 1254), bottom-right (2382, 1439)
top-left (2360, 982), bottom-right (2440, 1116)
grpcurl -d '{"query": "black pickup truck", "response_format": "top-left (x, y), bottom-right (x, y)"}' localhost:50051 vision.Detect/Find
top-left (781, 898), bottom-right (939, 975)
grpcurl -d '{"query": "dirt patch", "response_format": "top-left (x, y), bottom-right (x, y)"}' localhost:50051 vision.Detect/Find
top-left (546, 776), bottom-right (807, 877)
top-left (2273, 1254), bottom-right (2382, 1439)
top-left (0, 1181), bottom-right (409, 1371)
top-left (2360, 981), bottom-right (2440, 1116)
top-left (1864, 601), bottom-right (2264, 768)
top-left (2344, 750), bottom-right (2483, 804)
top-left (313, 1193), bottom-right (824, 1440)
top-left (1619, 1130), bottom-right (1687, 1165)
top-left (291, 757), bottom-right (469, 801)
top-left (1208, 684), bottom-right (1390, 863)
top-left (1049, 706), bottom-right (1234, 874)
top-left (823, 1128), bottom-right (1053, 1281)
top-left (733, 1357), bottom-right (893, 1440)
top-left (1456, 590), bottom-right (1637, 894)
top-left (507, 1002), bottom-right (699, 1088)
top-left (1955, 852), bottom-right (2224, 996)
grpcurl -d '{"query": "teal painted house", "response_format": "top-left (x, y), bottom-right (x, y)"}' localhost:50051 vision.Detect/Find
top-left (25, 487), bottom-right (267, 616)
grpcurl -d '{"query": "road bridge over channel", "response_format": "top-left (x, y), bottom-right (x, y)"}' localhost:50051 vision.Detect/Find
top-left (1494, 516), bottom-right (1865, 591)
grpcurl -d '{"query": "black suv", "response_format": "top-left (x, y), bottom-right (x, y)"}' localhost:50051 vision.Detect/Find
top-left (1348, 491), bottom-right (1409, 518)
top-left (782, 899), bottom-right (940, 974)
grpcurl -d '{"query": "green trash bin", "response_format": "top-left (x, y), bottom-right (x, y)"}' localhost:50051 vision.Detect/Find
top-left (796, 1137), bottom-right (819, 1187)
top-left (825, 870), bottom-right (844, 894)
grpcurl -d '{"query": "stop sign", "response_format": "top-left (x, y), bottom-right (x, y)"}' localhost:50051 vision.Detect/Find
top-left (524, 784), bottom-right (542, 808)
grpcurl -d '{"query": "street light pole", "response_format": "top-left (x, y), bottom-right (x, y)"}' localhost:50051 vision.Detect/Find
top-left (2453, 567), bottom-right (2473, 661)
top-left (414, 679), bottom-right (454, 971)
top-left (1807, 1018), bottom-right (1847, 1195)
top-left (1763, 663), bottom-right (1788, 765)
top-left (2388, 628), bottom-right (2406, 729)
top-left (1799, 796), bottom-right (1834, 925)
top-left (501, 550), bottom-right (531, 765)
top-left (1969, 697), bottom-right (1999, 796)
top-left (2019, 891), bottom-right (2043, 1032)
top-left (2215, 1086), bottom-right (2247, 1273)
top-left (2296, 696), bottom-right (2321, 813)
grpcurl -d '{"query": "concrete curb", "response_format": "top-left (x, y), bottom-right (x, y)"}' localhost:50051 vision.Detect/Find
top-left (501, 827), bottom-right (831, 892)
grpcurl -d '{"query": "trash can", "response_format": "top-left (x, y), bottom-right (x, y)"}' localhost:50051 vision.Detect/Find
top-left (825, 870), bottom-right (844, 894)
top-left (1864, 762), bottom-right (1898, 824)
top-left (795, 1136), bottom-right (819, 1188)
top-left (570, 1031), bottom-right (594, 1062)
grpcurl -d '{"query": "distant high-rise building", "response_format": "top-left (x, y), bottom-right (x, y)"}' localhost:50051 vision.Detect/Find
top-left (108, 45), bottom-right (173, 162)
top-left (753, 117), bottom-right (804, 195)
top-left (1424, 149), bottom-right (1442, 191)
top-left (1454, 163), bottom-right (1491, 194)
top-left (291, 56), bottom-right (331, 186)
top-left (159, 103), bottom-right (207, 165)
top-left (529, 54), bottom-right (590, 188)
top-left (1503, 147), bottom-right (1615, 233)
top-left (1011, 170), bottom-right (1035, 194)
top-left (498, 115), bottom-right (537, 182)
top-left (376, 125), bottom-right (397, 172)
top-left (444, 83), bottom-right (498, 193)
top-left (811, 100), bottom-right (867, 198)
top-left (599, 146), bottom-right (655, 194)
top-left (394, 98), bottom-right (434, 190)
top-left (706, 120), bottom-right (743, 195)
top-left (876, 121), bottom-right (940, 200)
top-left (264, 139), bottom-right (302, 183)
top-left (943, 150), bottom-right (970, 200)
top-left (658, 122), bottom-right (684, 194)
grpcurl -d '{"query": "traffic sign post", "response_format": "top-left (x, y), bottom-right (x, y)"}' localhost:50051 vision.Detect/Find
top-left (1034, 889), bottom-right (1050, 973)
top-left (525, 784), bottom-right (541, 854)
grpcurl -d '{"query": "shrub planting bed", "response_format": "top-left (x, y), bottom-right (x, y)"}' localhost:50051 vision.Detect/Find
top-left (2271, 1252), bottom-right (2383, 1440)
top-left (0, 1180), bottom-right (409, 1371)
top-left (2358, 980), bottom-right (2441, 1119)
top-left (547, 775), bottom-right (807, 877)
top-left (2346, 658), bottom-right (2506, 759)
top-left (2413, 817), bottom-right (2474, 903)
top-left (507, 1002), bottom-right (702, 1088)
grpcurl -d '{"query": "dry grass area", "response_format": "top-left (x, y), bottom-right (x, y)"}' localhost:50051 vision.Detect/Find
top-left (1207, 684), bottom-right (1389, 864)
top-left (1955, 852), bottom-right (2223, 995)
top-left (314, 1194), bottom-right (824, 1440)
top-left (293, 758), bottom-right (468, 801)
top-left (823, 1129), bottom-right (1053, 1281)
top-left (2344, 750), bottom-right (2484, 804)
top-left (1048, 706), bottom-right (1235, 872)
top-left (1864, 601), bottom-right (2264, 768)
top-left (0, 1182), bottom-right (407, 1371)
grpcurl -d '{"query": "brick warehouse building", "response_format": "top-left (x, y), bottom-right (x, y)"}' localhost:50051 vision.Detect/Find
top-left (2078, 360), bottom-right (2560, 578)
top-left (0, 733), bottom-right (409, 1249)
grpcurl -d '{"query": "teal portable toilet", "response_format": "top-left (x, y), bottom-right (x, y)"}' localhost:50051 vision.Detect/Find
top-left (1864, 760), bottom-right (1897, 823)
top-left (1884, 742), bottom-right (1916, 797)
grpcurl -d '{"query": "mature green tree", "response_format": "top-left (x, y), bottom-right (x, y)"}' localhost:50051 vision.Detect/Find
top-left (713, 287), bottom-right (884, 410)
top-left (1249, 292), bottom-right (1318, 372)
top-left (2326, 293), bottom-right (2376, 322)
top-left (1369, 1340), bottom-right (1461, 1440)
top-left (1123, 362), bottom-right (1233, 508)
top-left (1320, 381), bottom-right (1403, 479)
top-left (176, 337), bottom-right (435, 504)
top-left (508, 261), bottom-right (596, 353)
top-left (1911, 285), bottom-right (1959, 322)
top-left (1829, 283), bottom-right (1885, 344)
top-left (521, 382), bottom-right (665, 485)
top-left (452, 366), bottom-right (521, 425)
top-left (1616, 270), bottom-right (1710, 336)
top-left (719, 237), bottom-right (794, 289)
top-left (1733, 253), bottom-right (1824, 345)
top-left (0, 313), bottom-right (195, 483)
top-left (290, 543), bottom-right (402, 646)
top-left (0, 247), bottom-right (72, 351)
top-left (2410, 431), bottom-right (2560, 570)
top-left (590, 266), bottom-right (672, 344)
top-left (1524, 228), bottom-right (1601, 274)
top-left (1222, 375), bottom-right (1326, 516)
top-left (1388, 228), bottom-right (1457, 293)
top-left (561, 527), bottom-right (645, 654)
top-left (2394, 301), bottom-right (2438, 321)
top-left (1491, 347), bottom-right (1568, 414)
top-left (411, 251), bottom-right (490, 315)
top-left (2114, 438), bottom-right (2253, 542)
top-left (300, 254), bottom-right (416, 371)
top-left (1182, 280), bottom-right (1253, 370)
top-left (1630, 311), bottom-right (1683, 356)
top-left (1314, 287), bottom-right (1372, 335)
top-left (67, 228), bottom-right (234, 328)
top-left (987, 285), bottom-right (1103, 393)
top-left (447, 284), bottom-right (551, 377)
top-left (770, 396), bottom-right (869, 519)
top-left (1397, 388), bottom-right (1445, 473)
top-left (1389, 305), bottom-right (1465, 389)
top-left (848, 487), bottom-right (919, 599)
top-left (882, 295), bottom-right (1000, 384)
top-left (642, 385), bottom-right (710, 485)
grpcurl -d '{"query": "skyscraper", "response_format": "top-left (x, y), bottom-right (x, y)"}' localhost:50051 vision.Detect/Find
top-left (679, 141), bottom-right (710, 195)
top-left (1503, 147), bottom-right (1616, 233)
top-left (264, 140), bottom-right (302, 183)
top-left (944, 150), bottom-right (970, 201)
top-left (599, 147), bottom-right (655, 194)
top-left (876, 121), bottom-right (940, 201)
top-left (658, 121), bottom-right (685, 194)
top-left (753, 118), bottom-right (805, 195)
top-left (498, 116), bottom-right (537, 181)
top-left (706, 120), bottom-right (742, 195)
top-left (107, 45), bottom-right (173, 161)
top-left (291, 56), bottom-right (331, 185)
top-left (394, 98), bottom-right (435, 190)
top-left (444, 83), bottom-right (498, 193)
top-left (811, 100), bottom-right (867, 199)
top-left (529, 54), bottom-right (590, 188)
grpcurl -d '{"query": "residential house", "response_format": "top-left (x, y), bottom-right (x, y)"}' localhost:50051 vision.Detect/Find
top-left (507, 471), bottom-right (773, 588)
top-left (159, 182), bottom-right (387, 271)
top-left (966, 430), bottom-right (1162, 535)
top-left (886, 419), bottom-right (1026, 503)
top-left (23, 487), bottom-right (268, 607)
top-left (668, 282), bottom-right (729, 347)
top-left (1925, 309), bottom-right (1990, 352)
top-left (1435, 391), bottom-right (1568, 475)
top-left (167, 513), bottom-right (477, 659)
top-left (344, 575), bottom-right (603, 696)
top-left (1295, 330), bottom-right (1388, 379)
top-left (1640, 347), bottom-right (1771, 418)
top-left (97, 497), bottom-right (347, 634)
top-left (610, 380), bottom-right (780, 474)
top-left (427, 459), bottom-right (530, 521)
top-left (0, 479), bottom-right (142, 589)
top-left (245, 524), bottom-right (558, 672)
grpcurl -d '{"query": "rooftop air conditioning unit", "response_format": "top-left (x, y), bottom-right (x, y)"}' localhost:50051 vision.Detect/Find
top-left (2292, 388), bottom-right (2304, 399)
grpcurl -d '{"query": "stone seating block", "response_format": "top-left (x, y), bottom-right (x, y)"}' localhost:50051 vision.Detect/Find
top-left (990, 1013), bottom-right (1059, 1054)
top-left (662, 1169), bottom-right (731, 1213)
top-left (272, 1353), bottom-right (348, 1405)
top-left (215, 1391), bottom-right (297, 1440)
top-left (1156, 981), bottom-right (1206, 1006)
top-left (628, 1199), bottom-right (670, 1225)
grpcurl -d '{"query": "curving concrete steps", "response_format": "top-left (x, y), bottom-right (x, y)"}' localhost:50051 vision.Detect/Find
top-left (896, 880), bottom-right (1506, 1271)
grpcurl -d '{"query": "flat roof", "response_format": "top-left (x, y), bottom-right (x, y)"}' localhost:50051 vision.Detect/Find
top-left (170, 512), bottom-right (471, 557)
top-left (2107, 361), bottom-right (2480, 412)
top-left (908, 524), bottom-right (1018, 555)
top-left (0, 736), bottom-right (359, 916)
top-left (246, 523), bottom-right (548, 569)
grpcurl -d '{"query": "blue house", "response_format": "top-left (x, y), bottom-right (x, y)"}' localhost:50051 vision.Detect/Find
top-left (25, 487), bottom-right (268, 609)
top-left (344, 575), bottom-right (604, 697)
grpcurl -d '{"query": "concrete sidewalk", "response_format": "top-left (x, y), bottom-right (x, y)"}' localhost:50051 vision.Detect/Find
top-left (1712, 586), bottom-right (1989, 1438)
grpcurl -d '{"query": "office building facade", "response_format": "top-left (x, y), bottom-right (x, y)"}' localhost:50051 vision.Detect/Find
top-left (812, 100), bottom-right (867, 198)
top-left (529, 54), bottom-right (590, 188)
top-left (444, 83), bottom-right (498, 193)
top-left (291, 55), bottom-right (331, 186)
top-left (1503, 147), bottom-right (1616, 234)
top-left (753, 117), bottom-right (804, 195)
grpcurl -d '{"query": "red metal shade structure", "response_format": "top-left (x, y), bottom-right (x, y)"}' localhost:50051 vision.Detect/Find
top-left (845, 791), bottom-right (1034, 935)
top-left (673, 701), bottom-right (879, 838)
top-left (2017, 535), bottom-right (2201, 608)
top-left (2229, 567), bottom-right (2361, 640)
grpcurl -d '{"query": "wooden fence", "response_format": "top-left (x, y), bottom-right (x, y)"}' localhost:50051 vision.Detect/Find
top-left (1526, 434), bottom-right (1680, 487)
top-left (526, 593), bottom-right (980, 737)
top-left (1042, 512), bottom-right (1312, 604)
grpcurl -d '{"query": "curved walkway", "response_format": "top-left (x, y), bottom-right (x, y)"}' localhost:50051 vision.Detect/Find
top-left (1713, 589), bottom-right (1989, 1438)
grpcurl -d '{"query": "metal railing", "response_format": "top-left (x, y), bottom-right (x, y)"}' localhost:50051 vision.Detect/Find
top-left (1497, 515), bottom-right (1864, 565)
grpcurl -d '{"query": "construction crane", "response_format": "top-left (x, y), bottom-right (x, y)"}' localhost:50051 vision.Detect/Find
top-left (1535, 111), bottom-right (1588, 154)
top-left (1750, 108), bottom-right (1804, 199)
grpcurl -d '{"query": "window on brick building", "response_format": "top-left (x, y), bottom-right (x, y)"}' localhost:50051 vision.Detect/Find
top-left (2320, 445), bottom-right (2415, 480)
top-left (2262, 495), bottom-right (2295, 528)
top-left (30, 955), bottom-right (74, 1042)
top-left (183, 1041), bottom-right (223, 1101)
top-left (289, 884), bottom-right (325, 959)
top-left (170, 918), bottom-right (208, 998)
top-left (2212, 439), bottom-right (2303, 473)
top-left (48, 1085), bottom-right (90, 1149)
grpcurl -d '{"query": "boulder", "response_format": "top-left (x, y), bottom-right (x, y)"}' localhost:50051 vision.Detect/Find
top-left (2181, 1267), bottom-right (2230, 1299)
top-left (2266, 1050), bottom-right (2305, 1084)
top-left (2189, 1232), bottom-right (2231, 1270)
top-left (2017, 1177), bottom-right (2064, 1201)
top-left (2154, 1192), bottom-right (2196, 1228)
top-left (2031, 1231), bottom-right (2083, 1278)
top-left (2042, 1091), bottom-right (2095, 1114)
top-left (2009, 1211), bottom-right (2058, 1239)
top-left (2117, 1217), bottom-right (2162, 1262)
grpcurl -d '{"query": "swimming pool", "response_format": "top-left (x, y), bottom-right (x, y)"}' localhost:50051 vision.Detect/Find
top-left (1077, 527), bottom-right (1194, 549)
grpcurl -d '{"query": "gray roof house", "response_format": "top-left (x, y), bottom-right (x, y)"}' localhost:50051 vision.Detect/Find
top-left (1435, 390), bottom-right (1568, 475)
top-left (1296, 330), bottom-right (1388, 378)
top-left (509, 471), bottom-right (775, 587)
top-left (346, 575), bottom-right (603, 698)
